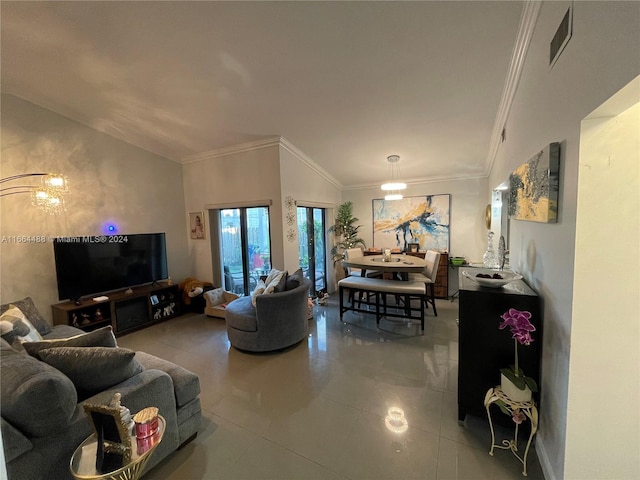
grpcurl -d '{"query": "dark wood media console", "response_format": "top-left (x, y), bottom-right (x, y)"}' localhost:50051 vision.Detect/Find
top-left (51, 282), bottom-right (181, 336)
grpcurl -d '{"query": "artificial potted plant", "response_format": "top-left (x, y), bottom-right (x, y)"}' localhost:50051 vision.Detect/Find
top-left (498, 308), bottom-right (538, 403)
top-left (328, 201), bottom-right (366, 267)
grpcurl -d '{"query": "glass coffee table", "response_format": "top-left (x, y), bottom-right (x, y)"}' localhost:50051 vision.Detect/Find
top-left (70, 416), bottom-right (165, 480)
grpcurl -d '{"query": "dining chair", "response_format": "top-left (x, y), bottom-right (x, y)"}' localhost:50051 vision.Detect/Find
top-left (409, 250), bottom-right (441, 316)
top-left (343, 248), bottom-right (382, 278)
top-left (343, 247), bottom-right (381, 306)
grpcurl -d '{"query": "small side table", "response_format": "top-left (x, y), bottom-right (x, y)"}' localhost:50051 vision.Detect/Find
top-left (484, 387), bottom-right (538, 476)
top-left (70, 416), bottom-right (165, 480)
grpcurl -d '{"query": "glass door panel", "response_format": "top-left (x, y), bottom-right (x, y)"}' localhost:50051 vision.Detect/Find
top-left (221, 209), bottom-right (243, 294)
top-left (313, 208), bottom-right (326, 293)
top-left (246, 207), bottom-right (271, 292)
top-left (221, 207), bottom-right (271, 296)
top-left (297, 206), bottom-right (326, 295)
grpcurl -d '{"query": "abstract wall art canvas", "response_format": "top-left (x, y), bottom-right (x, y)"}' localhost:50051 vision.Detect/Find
top-left (508, 142), bottom-right (560, 223)
top-left (373, 194), bottom-right (450, 252)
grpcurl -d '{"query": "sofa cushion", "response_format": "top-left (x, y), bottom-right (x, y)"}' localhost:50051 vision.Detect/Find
top-left (23, 326), bottom-right (117, 359)
top-left (0, 297), bottom-right (51, 336)
top-left (37, 346), bottom-right (143, 398)
top-left (0, 344), bottom-right (77, 437)
top-left (0, 417), bottom-right (33, 462)
top-left (0, 305), bottom-right (44, 347)
top-left (134, 351), bottom-right (201, 407)
top-left (226, 296), bottom-right (258, 332)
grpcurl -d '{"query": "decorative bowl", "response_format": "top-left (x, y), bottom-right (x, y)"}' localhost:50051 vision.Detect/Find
top-left (450, 257), bottom-right (466, 267)
top-left (462, 270), bottom-right (522, 288)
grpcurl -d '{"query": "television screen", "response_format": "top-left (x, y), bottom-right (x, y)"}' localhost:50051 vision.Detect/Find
top-left (53, 233), bottom-right (168, 301)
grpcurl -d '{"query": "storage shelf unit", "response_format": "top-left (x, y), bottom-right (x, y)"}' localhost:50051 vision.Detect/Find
top-left (52, 283), bottom-right (181, 336)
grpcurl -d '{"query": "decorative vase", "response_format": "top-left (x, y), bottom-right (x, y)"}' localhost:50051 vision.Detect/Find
top-left (483, 231), bottom-right (497, 268)
top-left (501, 373), bottom-right (532, 403)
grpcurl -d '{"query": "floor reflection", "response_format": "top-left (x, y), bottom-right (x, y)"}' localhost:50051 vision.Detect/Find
top-left (119, 294), bottom-right (545, 480)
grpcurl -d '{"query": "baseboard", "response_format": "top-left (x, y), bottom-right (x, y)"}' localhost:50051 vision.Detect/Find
top-left (535, 435), bottom-right (556, 480)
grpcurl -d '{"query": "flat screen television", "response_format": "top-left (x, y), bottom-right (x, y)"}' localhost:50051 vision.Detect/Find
top-left (53, 233), bottom-right (168, 301)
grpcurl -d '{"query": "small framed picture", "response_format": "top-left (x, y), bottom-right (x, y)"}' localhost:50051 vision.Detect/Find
top-left (407, 243), bottom-right (420, 253)
top-left (150, 295), bottom-right (159, 306)
top-left (82, 403), bottom-right (132, 472)
top-left (189, 212), bottom-right (205, 240)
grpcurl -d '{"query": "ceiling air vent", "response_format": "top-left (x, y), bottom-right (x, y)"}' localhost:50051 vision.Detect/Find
top-left (550, 6), bottom-right (573, 68)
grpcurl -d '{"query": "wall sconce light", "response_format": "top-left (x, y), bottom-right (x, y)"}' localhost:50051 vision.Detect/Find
top-left (0, 173), bottom-right (69, 214)
top-left (381, 155), bottom-right (406, 201)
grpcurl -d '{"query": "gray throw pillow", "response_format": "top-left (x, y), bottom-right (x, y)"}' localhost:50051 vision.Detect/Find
top-left (37, 346), bottom-right (143, 397)
top-left (23, 326), bottom-right (117, 359)
top-left (0, 345), bottom-right (77, 437)
top-left (285, 268), bottom-right (304, 291)
top-left (0, 297), bottom-right (51, 336)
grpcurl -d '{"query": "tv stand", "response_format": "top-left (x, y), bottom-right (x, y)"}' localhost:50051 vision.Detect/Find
top-left (51, 282), bottom-right (181, 336)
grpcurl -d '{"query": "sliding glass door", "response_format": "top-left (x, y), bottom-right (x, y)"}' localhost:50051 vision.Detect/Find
top-left (297, 206), bottom-right (326, 295)
top-left (220, 207), bottom-right (271, 296)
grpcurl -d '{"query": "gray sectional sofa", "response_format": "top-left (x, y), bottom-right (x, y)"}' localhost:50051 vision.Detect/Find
top-left (1, 298), bottom-right (201, 480)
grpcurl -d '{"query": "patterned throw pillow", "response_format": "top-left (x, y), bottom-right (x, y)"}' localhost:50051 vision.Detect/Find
top-left (204, 288), bottom-right (226, 306)
top-left (0, 297), bottom-right (51, 336)
top-left (0, 305), bottom-right (44, 346)
top-left (251, 279), bottom-right (267, 307)
top-left (264, 270), bottom-right (286, 294)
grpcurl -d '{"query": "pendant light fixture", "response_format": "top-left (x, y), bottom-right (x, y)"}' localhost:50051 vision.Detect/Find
top-left (381, 155), bottom-right (406, 201)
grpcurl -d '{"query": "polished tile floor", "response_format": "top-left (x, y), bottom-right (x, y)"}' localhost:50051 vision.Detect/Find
top-left (118, 296), bottom-right (544, 480)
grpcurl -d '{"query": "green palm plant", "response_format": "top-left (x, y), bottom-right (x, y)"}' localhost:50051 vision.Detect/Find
top-left (328, 201), bottom-right (366, 264)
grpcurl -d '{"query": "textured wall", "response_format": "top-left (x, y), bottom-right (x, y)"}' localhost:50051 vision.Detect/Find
top-left (487, 2), bottom-right (640, 478)
top-left (0, 94), bottom-right (189, 323)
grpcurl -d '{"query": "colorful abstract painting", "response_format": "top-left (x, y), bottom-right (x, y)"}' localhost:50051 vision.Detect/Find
top-left (372, 195), bottom-right (450, 252)
top-left (508, 143), bottom-right (560, 223)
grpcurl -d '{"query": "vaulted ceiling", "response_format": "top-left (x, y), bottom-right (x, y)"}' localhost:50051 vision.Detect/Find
top-left (1, 1), bottom-right (524, 188)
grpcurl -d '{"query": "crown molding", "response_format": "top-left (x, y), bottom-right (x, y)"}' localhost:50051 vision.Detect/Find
top-left (180, 136), bottom-right (282, 164)
top-left (346, 173), bottom-right (488, 191)
top-left (182, 135), bottom-right (343, 189)
top-left (485, 0), bottom-right (542, 176)
top-left (278, 137), bottom-right (343, 189)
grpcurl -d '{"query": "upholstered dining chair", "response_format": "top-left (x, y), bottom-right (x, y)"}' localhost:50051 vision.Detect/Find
top-left (409, 250), bottom-right (441, 316)
top-left (343, 247), bottom-right (381, 305)
top-left (343, 248), bottom-right (381, 278)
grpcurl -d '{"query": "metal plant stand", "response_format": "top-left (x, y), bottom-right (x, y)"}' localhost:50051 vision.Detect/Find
top-left (484, 387), bottom-right (538, 476)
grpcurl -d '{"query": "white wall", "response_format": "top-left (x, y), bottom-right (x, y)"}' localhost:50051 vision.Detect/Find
top-left (0, 94), bottom-right (189, 320)
top-left (343, 176), bottom-right (489, 263)
top-left (279, 143), bottom-right (342, 276)
top-left (488, 2), bottom-right (640, 478)
top-left (567, 95), bottom-right (639, 479)
top-left (181, 144), bottom-right (281, 284)
top-left (181, 139), bottom-right (342, 286)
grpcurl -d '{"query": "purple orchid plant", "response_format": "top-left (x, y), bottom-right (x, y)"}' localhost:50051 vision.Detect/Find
top-left (499, 308), bottom-right (538, 392)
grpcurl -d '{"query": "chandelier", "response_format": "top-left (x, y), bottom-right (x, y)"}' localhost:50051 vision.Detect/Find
top-left (381, 155), bottom-right (406, 201)
top-left (0, 173), bottom-right (69, 214)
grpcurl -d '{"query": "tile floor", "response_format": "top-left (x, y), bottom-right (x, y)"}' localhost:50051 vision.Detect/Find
top-left (118, 296), bottom-right (544, 480)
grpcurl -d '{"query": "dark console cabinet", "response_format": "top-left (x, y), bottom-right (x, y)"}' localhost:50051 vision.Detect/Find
top-left (458, 273), bottom-right (542, 424)
top-left (52, 283), bottom-right (181, 336)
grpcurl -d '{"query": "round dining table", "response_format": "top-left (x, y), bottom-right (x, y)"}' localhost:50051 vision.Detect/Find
top-left (342, 254), bottom-right (427, 279)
